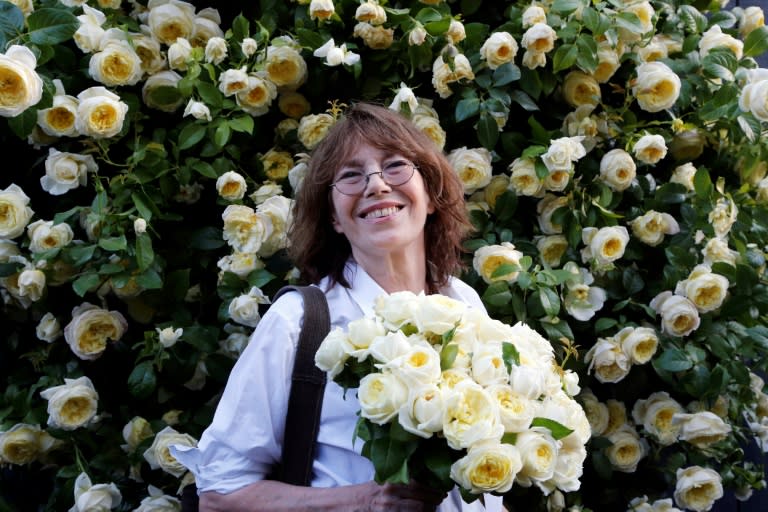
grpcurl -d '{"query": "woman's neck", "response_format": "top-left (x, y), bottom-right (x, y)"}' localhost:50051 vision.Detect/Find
top-left (352, 250), bottom-right (428, 294)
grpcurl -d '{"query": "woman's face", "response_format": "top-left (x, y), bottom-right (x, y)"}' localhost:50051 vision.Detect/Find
top-left (330, 143), bottom-right (435, 263)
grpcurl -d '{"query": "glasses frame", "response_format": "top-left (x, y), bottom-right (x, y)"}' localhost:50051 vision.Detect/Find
top-left (330, 162), bottom-right (417, 196)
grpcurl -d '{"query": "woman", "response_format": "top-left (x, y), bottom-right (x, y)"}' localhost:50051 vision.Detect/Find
top-left (172, 103), bottom-right (504, 511)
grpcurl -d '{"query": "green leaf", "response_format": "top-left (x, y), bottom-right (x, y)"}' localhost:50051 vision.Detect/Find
top-left (552, 43), bottom-right (578, 73)
top-left (135, 233), bottom-right (154, 271)
top-left (455, 97), bottom-right (480, 122)
top-left (370, 436), bottom-right (417, 484)
top-left (492, 63), bottom-right (520, 87)
top-left (510, 90), bottom-right (539, 111)
top-left (502, 341), bottom-right (520, 374)
top-left (655, 347), bottom-right (692, 372)
top-left (295, 27), bottom-right (326, 49)
top-left (530, 417), bottom-right (574, 440)
top-left (196, 81), bottom-right (223, 108)
top-left (127, 361), bottom-right (157, 399)
top-left (743, 26), bottom-right (768, 58)
top-left (0, 3), bottom-right (24, 48)
top-left (247, 268), bottom-right (276, 288)
top-left (98, 236), bottom-right (127, 251)
top-left (132, 193), bottom-right (153, 223)
top-left (229, 116), bottom-right (254, 134)
top-left (415, 8), bottom-right (443, 24)
top-left (27, 8), bottom-right (78, 45)
top-left (179, 124), bottom-right (206, 150)
top-left (214, 121), bottom-right (231, 148)
top-left (482, 281), bottom-right (511, 307)
top-left (551, 0), bottom-right (582, 15)
top-left (693, 167), bottom-right (713, 198)
top-left (190, 160), bottom-right (217, 179)
top-left (538, 287), bottom-right (561, 317)
top-left (440, 343), bottom-right (458, 371)
top-left (476, 112), bottom-right (499, 150)
top-left (63, 244), bottom-right (96, 266)
top-left (72, 273), bottom-right (101, 297)
top-left (135, 268), bottom-right (163, 290)
top-left (189, 226), bottom-right (225, 250)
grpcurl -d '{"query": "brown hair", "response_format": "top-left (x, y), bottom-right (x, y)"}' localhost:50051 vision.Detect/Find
top-left (288, 102), bottom-right (472, 293)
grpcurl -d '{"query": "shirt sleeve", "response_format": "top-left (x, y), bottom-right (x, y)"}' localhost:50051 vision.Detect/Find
top-left (171, 292), bottom-right (304, 494)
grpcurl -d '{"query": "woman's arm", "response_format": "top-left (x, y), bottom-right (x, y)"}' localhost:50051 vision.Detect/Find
top-left (200, 479), bottom-right (447, 512)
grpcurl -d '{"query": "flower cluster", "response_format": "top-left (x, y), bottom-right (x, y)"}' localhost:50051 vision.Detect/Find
top-left (315, 291), bottom-right (590, 499)
top-left (0, 0), bottom-right (767, 510)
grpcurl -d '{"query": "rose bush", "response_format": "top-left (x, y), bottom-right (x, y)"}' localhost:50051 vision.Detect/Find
top-left (1, 0), bottom-right (767, 510)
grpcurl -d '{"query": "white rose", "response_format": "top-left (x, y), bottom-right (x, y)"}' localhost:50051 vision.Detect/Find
top-left (388, 82), bottom-right (419, 114)
top-left (564, 282), bottom-right (607, 321)
top-left (0, 423), bottom-right (58, 465)
top-left (509, 157), bottom-right (544, 197)
top-left (222, 204), bottom-right (271, 253)
top-left (408, 26), bottom-right (427, 46)
top-left (473, 242), bottom-right (525, 284)
top-left (673, 411), bottom-right (732, 449)
top-left (0, 45), bottom-right (43, 117)
top-left (450, 441), bottom-right (522, 494)
top-left (615, 326), bottom-right (658, 365)
top-left (70, 472), bottom-right (122, 512)
top-left (650, 291), bottom-right (701, 337)
top-left (632, 391), bottom-right (684, 445)
top-left (541, 136), bottom-right (586, 173)
top-left (442, 380), bottom-right (503, 450)
top-left (581, 225), bottom-right (630, 266)
top-left (89, 39), bottom-right (143, 86)
top-left (228, 287), bottom-right (268, 327)
top-left (236, 74), bottom-right (278, 117)
top-left (445, 19), bottom-right (466, 44)
top-left (309, 0), bottom-right (335, 20)
top-left (578, 389), bottom-right (609, 436)
top-left (373, 290), bottom-right (420, 330)
top-left (39, 376), bottom-right (99, 430)
top-left (36, 312), bottom-right (62, 342)
top-left (121, 416), bottom-right (153, 453)
top-left (593, 43), bottom-right (621, 83)
top-left (191, 9), bottom-right (224, 48)
top-left (585, 336), bottom-right (631, 383)
top-left (398, 383), bottom-right (444, 438)
top-left (358, 372), bottom-right (409, 424)
top-left (143, 426), bottom-right (197, 477)
top-left (670, 162), bottom-right (697, 191)
top-left (632, 61), bottom-right (681, 113)
top-left (18, 268), bottom-right (46, 301)
top-left (470, 341), bottom-right (508, 387)
top-left (708, 197), bottom-right (738, 238)
top-left (536, 194), bottom-right (568, 235)
top-left (702, 237), bottom-right (738, 266)
top-left (315, 326), bottom-right (355, 378)
top-left (431, 52), bottom-right (474, 99)
top-left (204, 36), bottom-right (227, 64)
top-left (355, 0), bottom-right (387, 25)
top-left (522, 49), bottom-right (547, 69)
top-left (521, 23), bottom-right (557, 54)
top-left (147, 0), bottom-right (195, 45)
top-left (633, 134), bottom-right (668, 165)
top-left (487, 384), bottom-right (537, 433)
top-left (480, 31), bottom-right (518, 70)
top-left (142, 70), bottom-right (184, 113)
top-left (414, 293), bottom-right (466, 337)
top-left (599, 149), bottom-right (636, 191)
top-left (738, 6), bottom-right (765, 38)
top-left (167, 37), bottom-right (193, 71)
top-left (515, 428), bottom-right (559, 486)
top-left (131, 34), bottom-right (165, 75)
top-left (256, 194), bottom-right (293, 257)
top-left (42, 148), bottom-right (95, 195)
top-left (265, 44), bottom-right (307, 89)
top-left (629, 210), bottom-right (680, 246)
top-left (216, 171), bottom-right (247, 201)
top-left (134, 485), bottom-right (182, 512)
top-left (447, 146), bottom-right (493, 195)
top-left (522, 5), bottom-right (547, 27)
top-left (73, 6), bottom-right (106, 53)
top-left (367, 330), bottom-right (413, 365)
top-left (76, 86), bottom-right (129, 139)
top-left (241, 37), bottom-right (259, 57)
top-left (37, 80), bottom-right (79, 137)
top-left (674, 264), bottom-right (729, 313)
top-left (606, 425), bottom-right (647, 472)
top-left (27, 219), bottom-right (74, 253)
top-left (0, 183), bottom-right (34, 238)
top-left (673, 466), bottom-right (724, 512)
top-left (699, 25), bottom-right (743, 59)
top-left (156, 326), bottom-right (183, 348)
top-left (562, 71), bottom-right (601, 108)
top-left (412, 111), bottom-right (446, 150)
top-left (64, 303), bottom-right (129, 360)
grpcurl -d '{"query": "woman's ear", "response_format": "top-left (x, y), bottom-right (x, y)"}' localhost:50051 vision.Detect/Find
top-left (331, 211), bottom-right (343, 233)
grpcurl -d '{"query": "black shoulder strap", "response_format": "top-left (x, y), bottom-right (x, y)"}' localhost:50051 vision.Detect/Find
top-left (272, 285), bottom-right (330, 486)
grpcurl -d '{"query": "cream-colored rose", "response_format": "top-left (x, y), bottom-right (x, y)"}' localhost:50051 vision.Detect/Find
top-left (578, 389), bottom-right (609, 436)
top-left (255, 194), bottom-right (292, 257)
top-left (522, 5), bottom-right (546, 27)
top-left (399, 384), bottom-right (444, 438)
top-left (218, 66), bottom-right (249, 96)
top-left (222, 204), bottom-right (271, 253)
top-left (278, 91), bottom-right (310, 119)
top-left (167, 37), bottom-right (193, 71)
top-left (237, 74), bottom-right (278, 117)
top-left (64, 303), bottom-right (129, 360)
top-left (480, 31), bottom-right (518, 70)
top-left (650, 291), bottom-right (700, 337)
top-left (190, 9), bottom-right (224, 48)
top-left (674, 466), bottom-right (724, 512)
top-left (412, 111), bottom-right (446, 150)
top-left (581, 225), bottom-right (630, 266)
top-left (562, 71), bottom-right (601, 108)
top-left (442, 380), bottom-right (503, 450)
top-left (521, 23), bottom-right (557, 54)
top-left (632, 61), bottom-right (681, 113)
top-left (629, 210), bottom-right (680, 246)
top-left (40, 376), bottom-right (99, 430)
top-left (445, 19), bottom-right (466, 44)
top-left (260, 148), bottom-right (294, 182)
top-left (487, 384), bottom-right (537, 433)
top-left (238, 37), bottom-right (259, 58)
top-left (635, 37), bottom-right (669, 63)
top-left (593, 43), bottom-right (621, 83)
top-left (699, 25), bottom-right (743, 59)
top-left (633, 134), bottom-right (668, 165)
top-left (515, 428), bottom-right (559, 486)
top-left (121, 416), bottom-right (153, 453)
top-left (473, 242), bottom-right (525, 284)
top-left (0, 45), bottom-right (43, 117)
top-left (702, 237), bottom-right (738, 266)
top-left (373, 290), bottom-right (420, 330)
top-left (467, 341), bottom-right (507, 387)
top-left (673, 411), bottom-right (732, 449)
top-left (0, 423), bottom-right (58, 465)
top-left (599, 148), bottom-right (636, 191)
top-left (347, 316), bottom-right (386, 354)
top-left (73, 5), bottom-right (106, 54)
top-left (355, 0), bottom-right (386, 25)
top-left (157, 326), bottom-right (183, 348)
top-left (415, 293), bottom-right (466, 337)
top-left (249, 182), bottom-right (283, 206)
top-left (615, 326), bottom-right (658, 365)
top-left (509, 157), bottom-right (544, 197)
top-left (564, 281), bottom-right (606, 321)
top-left (669, 129), bottom-right (705, 161)
top-left (76, 86), bottom-right (129, 138)
top-left (37, 80), bottom-right (79, 137)
top-left (358, 371), bottom-right (409, 424)
top-left (131, 33), bottom-right (165, 75)
top-left (536, 193), bottom-right (568, 235)
top-left (670, 162), bottom-right (697, 190)
top-left (204, 36), bottom-right (227, 64)
top-left (134, 485), bottom-right (182, 511)
top-left (431, 51), bottom-right (475, 99)
top-left (18, 268), bottom-right (45, 302)
top-left (536, 234), bottom-right (568, 268)
top-left (27, 219), bottom-right (74, 253)
top-left (0, 184), bottom-right (33, 239)
top-left (606, 425), bottom-right (647, 472)
top-left (228, 286), bottom-right (268, 327)
top-left (216, 171), bottom-right (247, 201)
top-left (143, 426), bottom-right (197, 477)
top-left (447, 146), bottom-right (493, 194)
top-left (383, 341), bottom-right (442, 388)
top-left (522, 50), bottom-right (547, 69)
top-left (604, 399), bottom-right (628, 436)
top-left (89, 39), bottom-right (144, 87)
top-left (618, 1), bottom-right (654, 43)
top-left (632, 391), bottom-right (684, 446)
top-left (739, 79), bottom-right (768, 122)
top-left (708, 197), bottom-right (737, 238)
top-left (142, 70), bottom-right (184, 113)
top-left (450, 441), bottom-right (522, 494)
top-left (183, 99), bottom-right (211, 121)
top-left (147, 0), bottom-right (195, 45)
top-left (542, 136), bottom-right (587, 173)
top-left (42, 148), bottom-right (95, 195)
top-left (36, 312), bottom-right (62, 342)
top-left (315, 326), bottom-right (355, 378)
top-left (309, 0), bottom-right (335, 20)
top-left (585, 336), bottom-right (631, 383)
top-left (70, 472), bottom-right (122, 512)
top-left (674, 264), bottom-right (729, 313)
top-left (483, 174), bottom-right (509, 209)
top-left (297, 112), bottom-right (336, 150)
top-left (409, 25), bottom-right (427, 46)
top-left (265, 44), bottom-right (308, 89)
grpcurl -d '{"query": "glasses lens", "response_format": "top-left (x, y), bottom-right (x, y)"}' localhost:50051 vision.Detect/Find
top-left (335, 174), bottom-right (364, 195)
top-left (383, 163), bottom-right (415, 186)
top-left (332, 163), bottom-right (416, 195)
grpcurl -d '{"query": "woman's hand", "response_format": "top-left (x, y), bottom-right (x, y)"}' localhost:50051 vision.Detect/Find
top-left (361, 480), bottom-right (448, 511)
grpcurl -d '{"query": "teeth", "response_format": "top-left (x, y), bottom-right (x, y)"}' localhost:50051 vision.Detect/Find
top-left (364, 206), bottom-right (400, 219)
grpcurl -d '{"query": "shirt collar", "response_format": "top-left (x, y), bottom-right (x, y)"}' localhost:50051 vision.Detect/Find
top-left (343, 260), bottom-right (387, 318)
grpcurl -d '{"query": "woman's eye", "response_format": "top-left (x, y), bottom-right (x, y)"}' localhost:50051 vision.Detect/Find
top-left (339, 171), bottom-right (363, 181)
top-left (385, 160), bottom-right (410, 170)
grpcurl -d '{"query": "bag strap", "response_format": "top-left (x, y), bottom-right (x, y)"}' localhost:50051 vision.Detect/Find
top-left (272, 285), bottom-right (330, 486)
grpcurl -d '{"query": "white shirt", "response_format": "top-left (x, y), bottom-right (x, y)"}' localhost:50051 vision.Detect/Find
top-left (172, 261), bottom-right (503, 512)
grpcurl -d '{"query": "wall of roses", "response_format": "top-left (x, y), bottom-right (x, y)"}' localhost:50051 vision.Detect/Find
top-left (1, 0), bottom-right (768, 511)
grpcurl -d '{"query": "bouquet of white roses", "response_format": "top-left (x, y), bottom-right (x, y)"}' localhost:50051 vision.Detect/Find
top-left (314, 291), bottom-right (591, 501)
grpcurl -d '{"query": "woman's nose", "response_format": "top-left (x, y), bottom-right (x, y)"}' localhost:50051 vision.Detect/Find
top-left (363, 170), bottom-right (391, 195)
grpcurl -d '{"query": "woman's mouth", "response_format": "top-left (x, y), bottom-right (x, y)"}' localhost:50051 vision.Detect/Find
top-left (362, 206), bottom-right (402, 219)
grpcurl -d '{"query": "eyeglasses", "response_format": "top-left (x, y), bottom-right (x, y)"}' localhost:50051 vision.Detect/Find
top-left (331, 161), bottom-right (417, 196)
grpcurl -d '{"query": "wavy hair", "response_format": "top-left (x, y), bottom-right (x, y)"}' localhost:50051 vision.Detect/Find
top-left (288, 102), bottom-right (472, 293)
